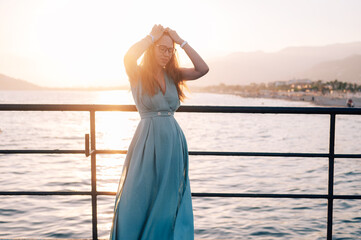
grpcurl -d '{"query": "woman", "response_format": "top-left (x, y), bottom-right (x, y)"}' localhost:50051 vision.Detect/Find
top-left (110, 24), bottom-right (209, 240)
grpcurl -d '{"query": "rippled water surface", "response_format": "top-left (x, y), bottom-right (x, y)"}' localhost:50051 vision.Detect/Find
top-left (0, 90), bottom-right (360, 239)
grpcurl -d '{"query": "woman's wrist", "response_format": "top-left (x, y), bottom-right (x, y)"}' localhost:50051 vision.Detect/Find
top-left (148, 34), bottom-right (155, 43)
top-left (180, 40), bottom-right (188, 49)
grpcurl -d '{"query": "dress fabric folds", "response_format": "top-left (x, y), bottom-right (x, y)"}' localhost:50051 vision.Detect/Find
top-left (109, 71), bottom-right (194, 240)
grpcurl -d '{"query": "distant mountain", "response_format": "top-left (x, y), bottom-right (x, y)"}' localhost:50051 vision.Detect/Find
top-left (188, 41), bottom-right (361, 87)
top-left (0, 73), bottom-right (128, 91)
top-left (0, 74), bottom-right (44, 90)
top-left (302, 54), bottom-right (361, 83)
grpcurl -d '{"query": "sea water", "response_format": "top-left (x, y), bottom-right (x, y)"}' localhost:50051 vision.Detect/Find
top-left (0, 90), bottom-right (360, 239)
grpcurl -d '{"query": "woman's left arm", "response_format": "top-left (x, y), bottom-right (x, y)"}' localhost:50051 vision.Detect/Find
top-left (166, 28), bottom-right (209, 80)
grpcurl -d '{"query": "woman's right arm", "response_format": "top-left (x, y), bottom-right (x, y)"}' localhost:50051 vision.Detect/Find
top-left (123, 24), bottom-right (165, 82)
top-left (123, 35), bottom-right (152, 81)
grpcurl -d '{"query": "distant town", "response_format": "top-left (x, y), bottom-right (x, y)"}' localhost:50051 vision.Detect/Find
top-left (198, 79), bottom-right (361, 94)
top-left (194, 79), bottom-right (361, 107)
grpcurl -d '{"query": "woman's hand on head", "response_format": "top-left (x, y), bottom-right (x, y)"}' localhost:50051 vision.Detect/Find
top-left (165, 27), bottom-right (184, 45)
top-left (150, 24), bottom-right (165, 42)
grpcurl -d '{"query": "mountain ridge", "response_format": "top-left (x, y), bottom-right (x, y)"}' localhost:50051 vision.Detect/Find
top-left (188, 41), bottom-right (361, 87)
top-left (0, 73), bottom-right (43, 90)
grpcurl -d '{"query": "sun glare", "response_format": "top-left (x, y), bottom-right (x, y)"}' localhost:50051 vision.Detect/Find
top-left (95, 90), bottom-right (134, 104)
top-left (97, 112), bottom-right (136, 150)
top-left (93, 90), bottom-right (137, 149)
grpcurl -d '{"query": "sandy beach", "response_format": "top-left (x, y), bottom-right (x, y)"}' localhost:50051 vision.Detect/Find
top-left (304, 95), bottom-right (361, 107)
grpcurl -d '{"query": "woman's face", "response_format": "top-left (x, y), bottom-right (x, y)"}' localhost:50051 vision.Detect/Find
top-left (154, 34), bottom-right (174, 68)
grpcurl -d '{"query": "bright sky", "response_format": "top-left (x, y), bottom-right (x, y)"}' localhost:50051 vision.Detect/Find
top-left (1, 0), bottom-right (361, 88)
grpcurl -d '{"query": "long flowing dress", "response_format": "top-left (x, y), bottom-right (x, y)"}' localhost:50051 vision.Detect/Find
top-left (109, 70), bottom-right (194, 240)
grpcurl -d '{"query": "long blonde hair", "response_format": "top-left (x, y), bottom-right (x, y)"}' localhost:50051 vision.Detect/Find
top-left (139, 33), bottom-right (188, 102)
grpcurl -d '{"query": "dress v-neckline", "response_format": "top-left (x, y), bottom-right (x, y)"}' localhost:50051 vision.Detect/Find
top-left (157, 71), bottom-right (167, 96)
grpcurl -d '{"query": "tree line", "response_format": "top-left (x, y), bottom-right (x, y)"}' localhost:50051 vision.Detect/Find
top-left (201, 79), bottom-right (361, 94)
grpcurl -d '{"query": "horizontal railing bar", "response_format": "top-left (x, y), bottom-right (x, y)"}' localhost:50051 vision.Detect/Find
top-left (0, 238), bottom-right (125, 240)
top-left (334, 195), bottom-right (361, 199)
top-left (0, 150), bottom-right (127, 154)
top-left (0, 150), bottom-right (85, 154)
top-left (1, 191), bottom-right (360, 200)
top-left (0, 238), bottom-right (108, 240)
top-left (1, 150), bottom-right (360, 159)
top-left (0, 239), bottom-right (107, 240)
top-left (190, 152), bottom-right (361, 158)
top-left (0, 104), bottom-right (137, 112)
top-left (190, 152), bottom-right (330, 157)
top-left (1, 104), bottom-right (361, 114)
top-left (192, 193), bottom-right (329, 198)
top-left (98, 192), bottom-right (361, 199)
top-left (179, 106), bottom-right (361, 115)
top-left (0, 191), bottom-right (91, 195)
top-left (95, 150), bottom-right (127, 154)
top-left (192, 193), bottom-right (361, 199)
top-left (334, 154), bottom-right (361, 158)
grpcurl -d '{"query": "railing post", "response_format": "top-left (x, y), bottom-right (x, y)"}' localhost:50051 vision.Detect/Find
top-left (90, 110), bottom-right (98, 240)
top-left (85, 134), bottom-right (90, 157)
top-left (327, 114), bottom-right (336, 240)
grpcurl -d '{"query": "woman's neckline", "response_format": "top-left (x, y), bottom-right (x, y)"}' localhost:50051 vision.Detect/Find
top-left (157, 70), bottom-right (167, 96)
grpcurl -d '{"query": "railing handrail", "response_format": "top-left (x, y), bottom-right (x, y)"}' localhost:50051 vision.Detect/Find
top-left (0, 104), bottom-right (360, 240)
top-left (0, 103), bottom-right (361, 114)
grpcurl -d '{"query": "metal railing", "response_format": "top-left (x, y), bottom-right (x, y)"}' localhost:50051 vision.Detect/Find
top-left (0, 104), bottom-right (361, 240)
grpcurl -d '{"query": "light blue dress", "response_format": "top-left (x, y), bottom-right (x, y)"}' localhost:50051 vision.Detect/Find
top-left (110, 70), bottom-right (194, 240)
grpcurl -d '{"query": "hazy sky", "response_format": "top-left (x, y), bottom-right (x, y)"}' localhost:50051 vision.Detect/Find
top-left (1, 0), bottom-right (361, 87)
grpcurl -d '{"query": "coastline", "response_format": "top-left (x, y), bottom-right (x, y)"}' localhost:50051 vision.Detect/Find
top-left (235, 92), bottom-right (361, 107)
top-left (190, 88), bottom-right (361, 107)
